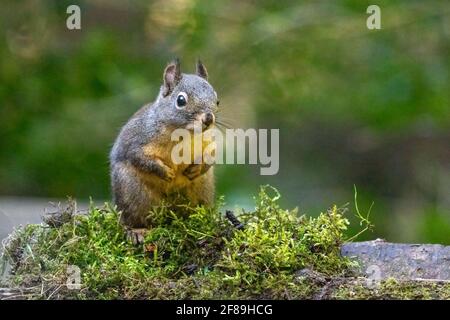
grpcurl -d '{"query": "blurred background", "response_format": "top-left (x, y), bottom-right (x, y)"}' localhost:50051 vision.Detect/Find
top-left (0, 0), bottom-right (449, 243)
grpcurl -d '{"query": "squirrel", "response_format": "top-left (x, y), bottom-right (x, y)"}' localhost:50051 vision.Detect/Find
top-left (110, 59), bottom-right (219, 243)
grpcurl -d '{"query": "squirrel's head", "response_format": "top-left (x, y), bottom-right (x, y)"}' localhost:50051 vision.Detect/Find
top-left (157, 59), bottom-right (219, 130)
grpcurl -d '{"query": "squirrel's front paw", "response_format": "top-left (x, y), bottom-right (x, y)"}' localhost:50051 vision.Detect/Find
top-left (183, 163), bottom-right (211, 180)
top-left (156, 160), bottom-right (175, 182)
top-left (162, 166), bottom-right (175, 182)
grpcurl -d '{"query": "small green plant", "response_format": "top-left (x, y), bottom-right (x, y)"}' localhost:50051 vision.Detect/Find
top-left (346, 185), bottom-right (375, 242)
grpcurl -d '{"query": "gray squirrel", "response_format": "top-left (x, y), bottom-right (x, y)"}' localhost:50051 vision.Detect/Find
top-left (110, 59), bottom-right (218, 243)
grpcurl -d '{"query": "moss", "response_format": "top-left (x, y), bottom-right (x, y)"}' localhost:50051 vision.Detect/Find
top-left (1, 185), bottom-right (448, 300)
top-left (331, 278), bottom-right (450, 300)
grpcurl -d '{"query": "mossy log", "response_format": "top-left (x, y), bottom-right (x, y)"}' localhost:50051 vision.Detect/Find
top-left (2, 240), bottom-right (448, 299)
top-left (1, 194), bottom-right (448, 299)
top-left (341, 239), bottom-right (450, 281)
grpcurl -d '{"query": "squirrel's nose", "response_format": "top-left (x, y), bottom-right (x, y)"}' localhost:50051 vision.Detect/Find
top-left (202, 112), bottom-right (215, 128)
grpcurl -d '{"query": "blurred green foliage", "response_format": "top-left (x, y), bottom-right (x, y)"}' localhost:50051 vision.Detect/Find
top-left (0, 0), bottom-right (448, 243)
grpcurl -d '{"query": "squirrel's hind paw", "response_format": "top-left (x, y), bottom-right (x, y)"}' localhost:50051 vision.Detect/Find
top-left (126, 228), bottom-right (149, 245)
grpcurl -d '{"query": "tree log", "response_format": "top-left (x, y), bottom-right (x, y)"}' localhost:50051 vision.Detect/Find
top-left (2, 239), bottom-right (449, 299)
top-left (341, 239), bottom-right (450, 281)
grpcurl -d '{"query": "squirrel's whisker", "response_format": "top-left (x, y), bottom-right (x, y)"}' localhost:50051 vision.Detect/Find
top-left (215, 120), bottom-right (232, 130)
top-left (216, 117), bottom-right (234, 127)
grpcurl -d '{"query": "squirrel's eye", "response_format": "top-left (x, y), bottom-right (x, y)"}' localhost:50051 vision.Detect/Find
top-left (176, 92), bottom-right (188, 108)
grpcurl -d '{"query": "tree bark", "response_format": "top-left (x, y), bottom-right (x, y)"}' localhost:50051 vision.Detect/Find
top-left (341, 239), bottom-right (450, 281)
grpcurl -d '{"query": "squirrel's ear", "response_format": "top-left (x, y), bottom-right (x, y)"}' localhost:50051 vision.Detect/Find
top-left (196, 59), bottom-right (208, 80)
top-left (163, 59), bottom-right (181, 97)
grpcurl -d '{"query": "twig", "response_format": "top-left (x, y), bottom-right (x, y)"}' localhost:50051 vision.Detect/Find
top-left (225, 210), bottom-right (244, 230)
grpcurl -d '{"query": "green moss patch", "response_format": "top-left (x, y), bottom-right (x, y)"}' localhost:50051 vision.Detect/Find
top-left (331, 278), bottom-right (450, 300)
top-left (1, 186), bottom-right (448, 300)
